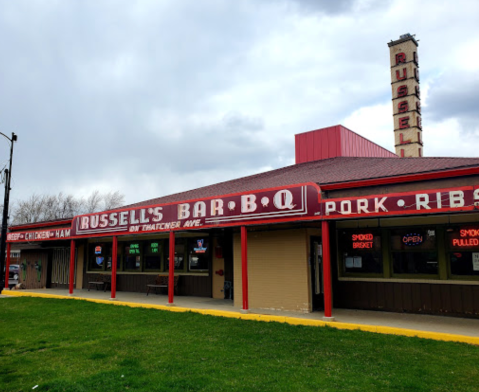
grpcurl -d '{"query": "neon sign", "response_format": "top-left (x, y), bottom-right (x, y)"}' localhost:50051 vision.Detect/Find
top-left (129, 244), bottom-right (140, 254)
top-left (194, 239), bottom-right (207, 253)
top-left (453, 239), bottom-right (479, 247)
top-left (95, 246), bottom-right (102, 254)
top-left (352, 233), bottom-right (373, 249)
top-left (452, 228), bottom-right (479, 247)
top-left (402, 233), bottom-right (423, 246)
top-left (150, 243), bottom-right (159, 253)
top-left (460, 229), bottom-right (479, 237)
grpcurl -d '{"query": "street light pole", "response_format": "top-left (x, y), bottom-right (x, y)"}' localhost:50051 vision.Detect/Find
top-left (0, 132), bottom-right (17, 290)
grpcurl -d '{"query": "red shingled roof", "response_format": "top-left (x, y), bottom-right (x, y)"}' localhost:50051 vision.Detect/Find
top-left (126, 156), bottom-right (479, 208)
top-left (8, 218), bottom-right (73, 231)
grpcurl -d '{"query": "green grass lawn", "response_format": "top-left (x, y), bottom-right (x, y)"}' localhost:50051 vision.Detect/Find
top-left (0, 298), bottom-right (478, 392)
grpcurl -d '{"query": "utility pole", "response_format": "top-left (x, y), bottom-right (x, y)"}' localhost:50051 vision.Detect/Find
top-left (0, 132), bottom-right (17, 289)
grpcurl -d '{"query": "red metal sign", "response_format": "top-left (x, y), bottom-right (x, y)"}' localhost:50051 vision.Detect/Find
top-left (70, 183), bottom-right (322, 238)
top-left (7, 184), bottom-right (479, 242)
top-left (6, 228), bottom-right (72, 242)
top-left (323, 186), bottom-right (479, 219)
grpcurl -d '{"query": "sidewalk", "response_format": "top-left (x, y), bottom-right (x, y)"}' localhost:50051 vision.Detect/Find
top-left (2, 288), bottom-right (479, 345)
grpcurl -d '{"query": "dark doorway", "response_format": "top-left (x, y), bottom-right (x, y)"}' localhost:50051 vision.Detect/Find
top-left (222, 229), bottom-right (234, 300)
top-left (310, 236), bottom-right (323, 310)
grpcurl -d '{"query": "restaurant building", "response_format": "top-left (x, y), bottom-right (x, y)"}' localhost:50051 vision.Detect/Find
top-left (5, 124), bottom-right (479, 319)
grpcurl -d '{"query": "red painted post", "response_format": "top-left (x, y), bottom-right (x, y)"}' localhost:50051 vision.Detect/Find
top-left (321, 220), bottom-right (333, 319)
top-left (241, 226), bottom-right (248, 311)
top-left (69, 240), bottom-right (76, 295)
top-left (111, 236), bottom-right (118, 300)
top-left (168, 231), bottom-right (175, 304)
top-left (4, 242), bottom-right (11, 289)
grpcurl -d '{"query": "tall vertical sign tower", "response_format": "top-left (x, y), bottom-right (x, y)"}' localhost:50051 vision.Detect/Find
top-left (388, 34), bottom-right (422, 157)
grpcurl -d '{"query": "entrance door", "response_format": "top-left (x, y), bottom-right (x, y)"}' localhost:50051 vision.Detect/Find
top-left (222, 229), bottom-right (234, 300)
top-left (311, 237), bottom-right (323, 310)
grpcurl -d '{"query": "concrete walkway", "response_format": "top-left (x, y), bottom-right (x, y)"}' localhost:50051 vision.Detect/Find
top-left (2, 288), bottom-right (479, 345)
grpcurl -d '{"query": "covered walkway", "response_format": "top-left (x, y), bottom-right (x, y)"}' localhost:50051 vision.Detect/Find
top-left (2, 288), bottom-right (479, 345)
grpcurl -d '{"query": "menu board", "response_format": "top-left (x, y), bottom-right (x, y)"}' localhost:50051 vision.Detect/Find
top-left (473, 253), bottom-right (479, 272)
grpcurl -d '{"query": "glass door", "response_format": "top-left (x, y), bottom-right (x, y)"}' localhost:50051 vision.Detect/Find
top-left (311, 237), bottom-right (324, 310)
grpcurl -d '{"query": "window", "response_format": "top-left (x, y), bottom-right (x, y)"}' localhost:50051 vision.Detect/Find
top-left (89, 243), bottom-right (111, 271)
top-left (144, 241), bottom-right (163, 271)
top-left (391, 228), bottom-right (438, 275)
top-left (164, 237), bottom-right (211, 272)
top-left (338, 229), bottom-right (383, 274)
top-left (447, 227), bottom-right (479, 277)
top-left (165, 239), bottom-right (186, 271)
top-left (124, 242), bottom-right (142, 272)
top-left (188, 238), bottom-right (209, 271)
top-left (88, 237), bottom-right (209, 274)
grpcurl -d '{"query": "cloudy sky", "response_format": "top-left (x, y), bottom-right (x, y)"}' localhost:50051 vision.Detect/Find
top-left (1, 0), bottom-right (478, 206)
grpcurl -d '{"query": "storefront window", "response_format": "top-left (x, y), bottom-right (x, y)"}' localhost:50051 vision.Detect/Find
top-left (338, 230), bottom-right (382, 274)
top-left (124, 242), bottom-right (142, 271)
top-left (391, 228), bottom-right (438, 275)
top-left (188, 238), bottom-right (209, 271)
top-left (447, 227), bottom-right (479, 277)
top-left (144, 240), bottom-right (163, 271)
top-left (166, 239), bottom-right (186, 271)
top-left (88, 243), bottom-right (111, 271)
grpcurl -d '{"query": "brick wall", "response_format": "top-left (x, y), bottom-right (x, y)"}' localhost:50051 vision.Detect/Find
top-left (233, 228), bottom-right (311, 313)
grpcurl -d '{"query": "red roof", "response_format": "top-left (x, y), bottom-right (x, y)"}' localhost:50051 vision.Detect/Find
top-left (8, 218), bottom-right (73, 231)
top-left (8, 156), bottom-right (479, 231)
top-left (126, 156), bottom-right (479, 208)
top-left (295, 125), bottom-right (397, 163)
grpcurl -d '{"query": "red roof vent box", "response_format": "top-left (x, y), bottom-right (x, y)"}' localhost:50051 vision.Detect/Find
top-left (295, 125), bottom-right (397, 164)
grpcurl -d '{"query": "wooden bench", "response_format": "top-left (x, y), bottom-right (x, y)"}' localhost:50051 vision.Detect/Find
top-left (87, 274), bottom-right (111, 292)
top-left (146, 275), bottom-right (179, 296)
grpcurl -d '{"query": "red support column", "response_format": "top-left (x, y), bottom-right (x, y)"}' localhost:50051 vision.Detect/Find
top-left (69, 240), bottom-right (76, 295)
top-left (321, 220), bottom-right (333, 320)
top-left (4, 242), bottom-right (11, 290)
top-left (111, 236), bottom-right (118, 300)
top-left (168, 231), bottom-right (175, 304)
top-left (241, 226), bottom-right (249, 311)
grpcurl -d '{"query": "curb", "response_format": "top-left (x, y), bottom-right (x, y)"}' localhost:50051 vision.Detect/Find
top-left (3, 290), bottom-right (479, 346)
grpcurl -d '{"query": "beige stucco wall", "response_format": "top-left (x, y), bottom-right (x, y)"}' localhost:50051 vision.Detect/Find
top-left (390, 62), bottom-right (418, 84)
top-left (393, 111), bottom-right (421, 132)
top-left (392, 95), bottom-right (420, 116)
top-left (394, 128), bottom-right (421, 145)
top-left (391, 78), bottom-right (419, 100)
top-left (233, 228), bottom-right (311, 313)
top-left (395, 142), bottom-right (422, 157)
top-left (389, 38), bottom-right (422, 157)
top-left (389, 40), bottom-right (418, 68)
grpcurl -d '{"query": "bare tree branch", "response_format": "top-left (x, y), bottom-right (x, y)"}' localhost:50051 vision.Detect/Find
top-left (103, 190), bottom-right (125, 211)
top-left (10, 190), bottom-right (126, 224)
top-left (84, 190), bottom-right (102, 214)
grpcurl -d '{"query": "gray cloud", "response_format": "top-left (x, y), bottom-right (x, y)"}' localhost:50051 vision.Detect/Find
top-left (284, 0), bottom-right (393, 14)
top-left (425, 71), bottom-right (479, 132)
top-left (0, 0), bottom-right (478, 206)
top-left (287, 0), bottom-right (356, 14)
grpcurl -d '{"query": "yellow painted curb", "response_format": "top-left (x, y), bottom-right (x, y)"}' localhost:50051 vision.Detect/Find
top-left (3, 290), bottom-right (479, 346)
